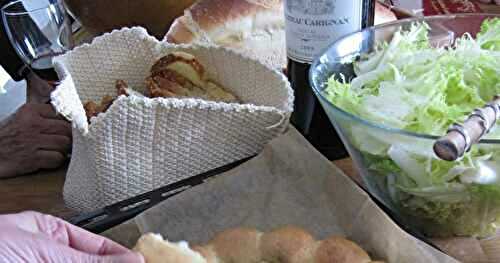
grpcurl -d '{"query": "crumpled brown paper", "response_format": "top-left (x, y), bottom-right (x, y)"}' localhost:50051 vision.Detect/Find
top-left (103, 128), bottom-right (457, 262)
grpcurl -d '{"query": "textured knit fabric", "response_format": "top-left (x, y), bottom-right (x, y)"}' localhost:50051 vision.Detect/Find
top-left (51, 27), bottom-right (294, 212)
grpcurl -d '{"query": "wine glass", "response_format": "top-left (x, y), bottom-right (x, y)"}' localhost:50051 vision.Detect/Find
top-left (1, 0), bottom-right (73, 89)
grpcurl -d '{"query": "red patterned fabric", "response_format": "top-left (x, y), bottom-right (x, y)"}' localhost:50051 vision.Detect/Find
top-left (423, 0), bottom-right (483, 15)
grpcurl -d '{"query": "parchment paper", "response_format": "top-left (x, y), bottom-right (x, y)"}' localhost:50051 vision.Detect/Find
top-left (104, 128), bottom-right (458, 263)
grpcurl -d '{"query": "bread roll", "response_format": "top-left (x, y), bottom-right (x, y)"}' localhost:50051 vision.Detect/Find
top-left (209, 227), bottom-right (263, 262)
top-left (133, 226), bottom-right (385, 263)
top-left (133, 233), bottom-right (206, 263)
top-left (166, 0), bottom-right (285, 69)
top-left (314, 237), bottom-right (372, 263)
top-left (260, 226), bottom-right (315, 262)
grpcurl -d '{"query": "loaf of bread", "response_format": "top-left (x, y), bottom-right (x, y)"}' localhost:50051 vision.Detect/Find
top-left (83, 80), bottom-right (131, 120)
top-left (83, 51), bottom-right (238, 122)
top-left (134, 226), bottom-right (384, 263)
top-left (146, 51), bottom-right (238, 103)
top-left (166, 0), bottom-right (285, 69)
top-left (165, 0), bottom-right (397, 69)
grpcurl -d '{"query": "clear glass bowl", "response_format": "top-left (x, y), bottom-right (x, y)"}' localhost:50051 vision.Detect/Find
top-left (310, 14), bottom-right (500, 238)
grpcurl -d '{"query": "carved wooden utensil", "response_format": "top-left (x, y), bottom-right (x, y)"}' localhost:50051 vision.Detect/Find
top-left (434, 95), bottom-right (500, 161)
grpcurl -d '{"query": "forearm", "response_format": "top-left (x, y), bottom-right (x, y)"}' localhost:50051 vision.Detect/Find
top-left (0, 111), bottom-right (12, 130)
top-left (0, 117), bottom-right (15, 178)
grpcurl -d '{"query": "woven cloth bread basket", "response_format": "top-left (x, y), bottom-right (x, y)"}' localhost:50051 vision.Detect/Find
top-left (50, 27), bottom-right (293, 212)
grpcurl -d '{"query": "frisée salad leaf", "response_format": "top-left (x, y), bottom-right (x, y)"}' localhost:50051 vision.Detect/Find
top-left (325, 18), bottom-right (500, 237)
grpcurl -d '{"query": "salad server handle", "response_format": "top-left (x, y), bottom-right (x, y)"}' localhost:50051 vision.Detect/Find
top-left (434, 95), bottom-right (500, 161)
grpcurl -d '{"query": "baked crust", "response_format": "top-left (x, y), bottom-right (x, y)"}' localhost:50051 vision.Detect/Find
top-left (165, 0), bottom-right (285, 68)
top-left (83, 51), bottom-right (238, 122)
top-left (315, 236), bottom-right (372, 263)
top-left (167, 0), bottom-right (281, 40)
top-left (166, 16), bottom-right (197, 43)
top-left (134, 226), bottom-right (384, 263)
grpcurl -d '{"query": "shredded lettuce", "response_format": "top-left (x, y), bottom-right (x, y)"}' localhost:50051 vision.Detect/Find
top-left (325, 18), bottom-right (500, 237)
top-left (477, 18), bottom-right (500, 50)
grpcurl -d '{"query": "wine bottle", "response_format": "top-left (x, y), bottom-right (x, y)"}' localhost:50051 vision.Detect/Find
top-left (284, 0), bottom-right (375, 160)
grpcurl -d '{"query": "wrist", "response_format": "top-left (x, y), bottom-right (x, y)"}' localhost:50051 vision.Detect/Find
top-left (26, 72), bottom-right (51, 103)
top-left (0, 120), bottom-right (18, 179)
top-left (18, 65), bottom-right (31, 80)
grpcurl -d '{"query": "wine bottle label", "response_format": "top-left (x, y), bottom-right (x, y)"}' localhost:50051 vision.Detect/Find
top-left (284, 0), bottom-right (363, 64)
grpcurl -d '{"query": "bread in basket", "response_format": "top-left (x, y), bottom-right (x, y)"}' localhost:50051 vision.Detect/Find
top-left (51, 27), bottom-right (293, 211)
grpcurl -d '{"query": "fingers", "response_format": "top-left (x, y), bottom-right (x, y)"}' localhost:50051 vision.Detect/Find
top-left (40, 118), bottom-right (72, 138)
top-left (0, 211), bottom-right (41, 231)
top-left (64, 222), bottom-right (133, 256)
top-left (92, 252), bottom-right (145, 263)
top-left (41, 240), bottom-right (143, 263)
top-left (28, 103), bottom-right (69, 122)
top-left (15, 212), bottom-right (132, 256)
top-left (33, 103), bottom-right (73, 138)
top-left (27, 103), bottom-right (59, 119)
top-left (23, 103), bottom-right (72, 138)
top-left (0, 212), bottom-right (144, 262)
top-left (37, 134), bottom-right (71, 154)
top-left (35, 150), bottom-right (66, 169)
top-left (41, 214), bottom-right (132, 256)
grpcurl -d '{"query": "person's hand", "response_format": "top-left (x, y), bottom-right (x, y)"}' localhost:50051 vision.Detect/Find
top-left (478, 0), bottom-right (500, 5)
top-left (26, 71), bottom-right (54, 103)
top-left (0, 103), bottom-right (72, 178)
top-left (0, 211), bottom-right (144, 263)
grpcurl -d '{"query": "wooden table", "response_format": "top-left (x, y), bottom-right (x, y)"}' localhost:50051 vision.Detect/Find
top-left (0, 158), bottom-right (358, 219)
top-left (0, 163), bottom-right (77, 219)
top-left (1, 0), bottom-right (499, 219)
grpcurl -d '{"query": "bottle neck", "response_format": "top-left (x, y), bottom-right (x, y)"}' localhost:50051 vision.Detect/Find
top-left (361, 0), bottom-right (376, 29)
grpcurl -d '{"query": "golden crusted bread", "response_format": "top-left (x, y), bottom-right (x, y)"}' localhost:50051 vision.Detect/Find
top-left (146, 51), bottom-right (238, 103)
top-left (133, 226), bottom-right (384, 263)
top-left (260, 226), bottom-right (316, 262)
top-left (83, 51), bottom-right (238, 122)
top-left (166, 0), bottom-right (285, 69)
top-left (166, 0), bottom-right (282, 43)
top-left (133, 233), bottom-right (206, 263)
top-left (203, 227), bottom-right (263, 262)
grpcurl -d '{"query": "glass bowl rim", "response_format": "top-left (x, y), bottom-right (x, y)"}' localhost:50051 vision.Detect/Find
top-left (310, 13), bottom-right (500, 145)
